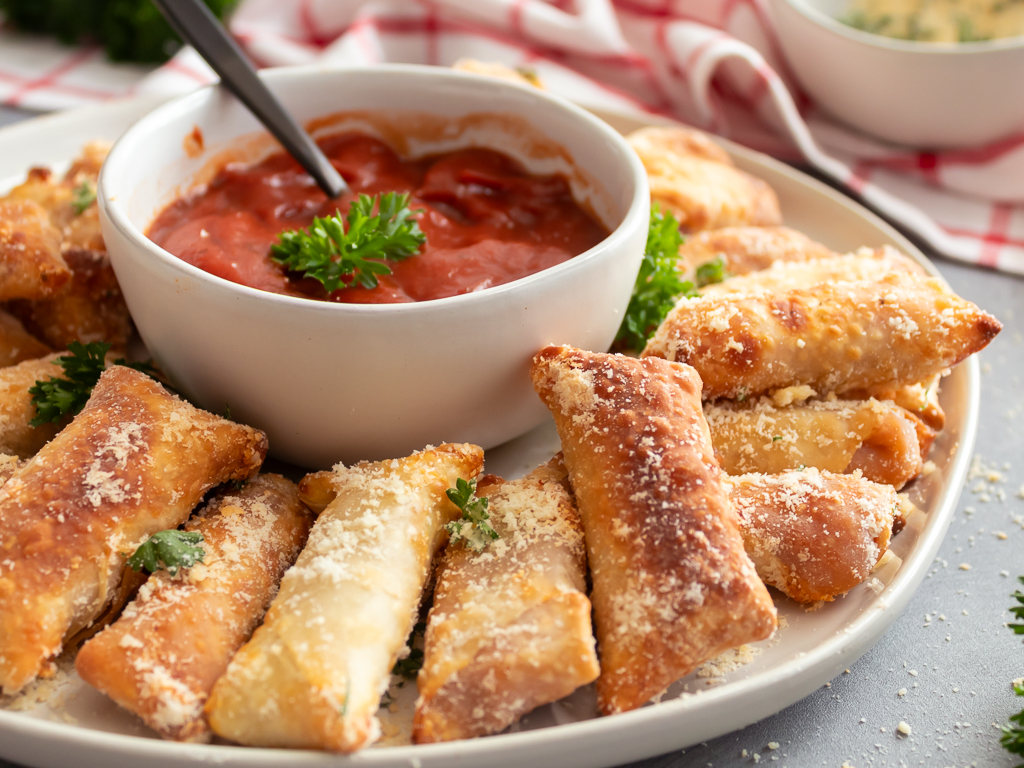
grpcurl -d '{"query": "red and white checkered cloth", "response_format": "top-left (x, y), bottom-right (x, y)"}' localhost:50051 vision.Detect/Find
top-left (2, 0), bottom-right (1024, 272)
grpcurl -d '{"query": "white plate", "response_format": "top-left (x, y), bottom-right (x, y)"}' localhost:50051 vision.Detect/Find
top-left (0, 97), bottom-right (978, 768)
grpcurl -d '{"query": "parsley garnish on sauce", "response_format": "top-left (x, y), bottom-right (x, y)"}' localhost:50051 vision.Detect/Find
top-left (1001, 576), bottom-right (1024, 763)
top-left (445, 477), bottom-right (498, 552)
top-left (127, 530), bottom-right (204, 576)
top-left (29, 341), bottom-right (158, 427)
top-left (270, 192), bottom-right (426, 292)
top-left (615, 204), bottom-right (697, 354)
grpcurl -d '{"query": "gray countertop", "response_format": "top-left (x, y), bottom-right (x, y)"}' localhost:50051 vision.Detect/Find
top-left (0, 104), bottom-right (1022, 768)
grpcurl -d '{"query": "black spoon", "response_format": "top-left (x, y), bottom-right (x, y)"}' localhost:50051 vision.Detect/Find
top-left (152, 0), bottom-right (348, 198)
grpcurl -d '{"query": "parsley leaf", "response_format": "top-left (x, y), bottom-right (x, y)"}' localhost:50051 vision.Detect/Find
top-left (127, 530), bottom-right (204, 576)
top-left (392, 621), bottom-right (427, 680)
top-left (695, 255), bottom-right (728, 287)
top-left (615, 204), bottom-right (697, 354)
top-left (445, 477), bottom-right (499, 552)
top-left (29, 341), bottom-right (159, 427)
top-left (271, 192), bottom-right (426, 292)
top-left (1001, 576), bottom-right (1024, 766)
top-left (72, 180), bottom-right (97, 215)
top-left (1011, 575), bottom-right (1024, 635)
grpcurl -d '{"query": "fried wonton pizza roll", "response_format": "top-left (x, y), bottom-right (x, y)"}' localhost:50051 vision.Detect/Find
top-left (855, 374), bottom-right (945, 432)
top-left (679, 226), bottom-right (837, 275)
top-left (704, 396), bottom-right (924, 489)
top-left (0, 308), bottom-right (51, 366)
top-left (2, 168), bottom-right (75, 231)
top-left (205, 443), bottom-right (484, 753)
top-left (413, 458), bottom-right (599, 743)
top-left (644, 273), bottom-right (1002, 400)
top-left (0, 366), bottom-right (267, 694)
top-left (0, 353), bottom-right (64, 458)
top-left (628, 127), bottom-right (782, 232)
top-left (0, 199), bottom-right (71, 301)
top-left (726, 469), bottom-right (897, 603)
top-left (75, 474), bottom-right (314, 743)
top-left (700, 247), bottom-right (924, 297)
top-left (531, 346), bottom-right (776, 715)
top-left (9, 248), bottom-right (132, 349)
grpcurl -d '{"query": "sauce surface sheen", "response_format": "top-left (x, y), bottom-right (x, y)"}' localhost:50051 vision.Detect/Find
top-left (148, 133), bottom-right (609, 304)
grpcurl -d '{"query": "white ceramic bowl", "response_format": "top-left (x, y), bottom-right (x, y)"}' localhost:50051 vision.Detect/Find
top-left (99, 65), bottom-right (649, 468)
top-left (769, 0), bottom-right (1024, 148)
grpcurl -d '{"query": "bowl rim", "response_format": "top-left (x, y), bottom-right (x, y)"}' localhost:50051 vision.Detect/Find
top-left (99, 63), bottom-right (650, 316)
top-left (779, 0), bottom-right (1024, 54)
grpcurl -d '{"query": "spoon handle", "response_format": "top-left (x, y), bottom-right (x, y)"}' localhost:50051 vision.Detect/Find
top-left (152, 0), bottom-right (348, 198)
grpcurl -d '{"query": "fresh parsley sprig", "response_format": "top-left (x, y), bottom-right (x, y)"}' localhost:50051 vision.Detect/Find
top-left (271, 192), bottom-right (426, 292)
top-left (615, 204), bottom-right (697, 353)
top-left (1001, 576), bottom-right (1024, 766)
top-left (127, 530), bottom-right (204, 576)
top-left (29, 341), bottom-right (158, 427)
top-left (445, 477), bottom-right (498, 552)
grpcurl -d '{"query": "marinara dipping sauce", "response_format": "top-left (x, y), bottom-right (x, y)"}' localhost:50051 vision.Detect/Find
top-left (148, 133), bottom-right (609, 304)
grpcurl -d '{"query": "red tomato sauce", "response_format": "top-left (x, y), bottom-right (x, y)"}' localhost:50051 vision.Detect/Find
top-left (147, 133), bottom-right (609, 304)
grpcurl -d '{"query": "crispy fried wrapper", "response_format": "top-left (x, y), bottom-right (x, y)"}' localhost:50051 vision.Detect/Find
top-left (206, 443), bottom-right (484, 753)
top-left (75, 474), bottom-right (313, 742)
top-left (9, 247), bottom-right (132, 350)
top-left (644, 273), bottom-right (1001, 400)
top-left (726, 469), bottom-right (897, 603)
top-left (413, 457), bottom-right (599, 743)
top-left (628, 127), bottom-right (782, 232)
top-left (531, 346), bottom-right (776, 715)
top-left (705, 394), bottom-right (926, 489)
top-left (0, 353), bottom-right (65, 458)
top-left (0, 366), bottom-right (268, 694)
top-left (0, 308), bottom-right (50, 367)
top-left (699, 246), bottom-right (924, 297)
top-left (679, 226), bottom-right (837, 275)
top-left (0, 199), bottom-right (71, 301)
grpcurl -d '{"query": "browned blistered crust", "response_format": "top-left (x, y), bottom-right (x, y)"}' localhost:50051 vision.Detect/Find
top-left (0, 353), bottom-right (65, 458)
top-left (726, 469), bottom-right (896, 603)
top-left (75, 474), bottom-right (313, 743)
top-left (644, 273), bottom-right (1002, 400)
top-left (705, 396), bottom-right (924, 490)
top-left (9, 247), bottom-right (131, 350)
top-left (0, 309), bottom-right (51, 367)
top-left (530, 346), bottom-right (776, 715)
top-left (207, 443), bottom-right (482, 753)
top-left (413, 457), bottom-right (599, 743)
top-left (628, 127), bottom-right (782, 233)
top-left (0, 365), bottom-right (267, 695)
top-left (679, 226), bottom-right (837, 275)
top-left (699, 246), bottom-right (924, 297)
top-left (0, 199), bottom-right (71, 302)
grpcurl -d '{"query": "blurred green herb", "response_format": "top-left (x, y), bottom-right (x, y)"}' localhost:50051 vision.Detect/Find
top-left (271, 192), bottom-right (426, 292)
top-left (695, 255), bottom-right (727, 287)
top-left (0, 0), bottom-right (236, 63)
top-left (615, 204), bottom-right (696, 354)
top-left (127, 530), bottom-right (204, 576)
top-left (1000, 576), bottom-right (1024, 765)
top-left (392, 621), bottom-right (427, 680)
top-left (72, 180), bottom-right (96, 215)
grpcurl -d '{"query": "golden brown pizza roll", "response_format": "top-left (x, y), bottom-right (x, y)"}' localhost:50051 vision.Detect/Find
top-left (9, 248), bottom-right (132, 349)
top-left (206, 443), bottom-right (483, 753)
top-left (0, 199), bottom-right (71, 301)
top-left (855, 374), bottom-right (945, 433)
top-left (63, 140), bottom-right (110, 185)
top-left (413, 458), bottom-right (599, 743)
top-left (699, 247), bottom-right (924, 297)
top-left (75, 474), bottom-right (313, 743)
top-left (628, 127), bottom-right (782, 232)
top-left (644, 273), bottom-right (1001, 400)
top-left (531, 346), bottom-right (776, 715)
top-left (679, 226), bottom-right (837, 275)
top-left (0, 353), bottom-right (65, 458)
top-left (726, 469), bottom-right (897, 603)
top-left (2, 168), bottom-right (75, 232)
top-left (0, 308), bottom-right (51, 366)
top-left (452, 58), bottom-right (544, 87)
top-left (704, 395), bottom-right (924, 489)
top-left (0, 365), bottom-right (267, 694)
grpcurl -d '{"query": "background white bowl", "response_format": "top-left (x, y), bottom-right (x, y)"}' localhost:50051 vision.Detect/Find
top-left (769, 0), bottom-right (1024, 148)
top-left (99, 65), bottom-right (649, 469)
